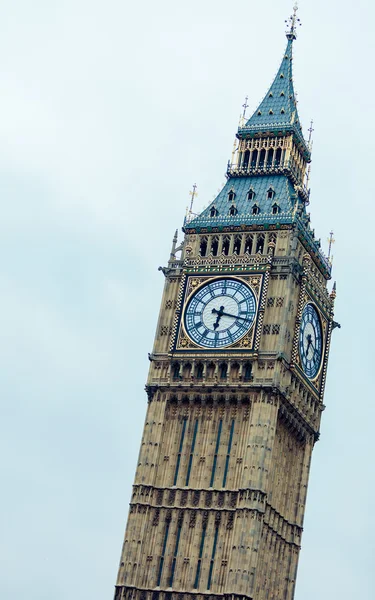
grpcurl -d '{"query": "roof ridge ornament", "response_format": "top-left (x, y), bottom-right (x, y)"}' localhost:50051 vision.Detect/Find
top-left (285, 3), bottom-right (301, 40)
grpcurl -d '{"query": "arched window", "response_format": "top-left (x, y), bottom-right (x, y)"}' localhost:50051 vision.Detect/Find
top-left (200, 236), bottom-right (208, 256)
top-left (219, 363), bottom-right (228, 380)
top-left (222, 236), bottom-right (230, 255)
top-left (233, 235), bottom-right (241, 255)
top-left (259, 149), bottom-right (266, 168)
top-left (195, 363), bottom-right (204, 380)
top-left (207, 362), bottom-right (215, 379)
top-left (229, 205), bottom-right (237, 216)
top-left (245, 235), bottom-right (254, 254)
top-left (244, 362), bottom-right (252, 381)
top-left (243, 150), bottom-right (250, 169)
top-left (251, 149), bottom-right (258, 167)
top-left (228, 190), bottom-right (236, 202)
top-left (267, 188), bottom-right (275, 200)
top-left (172, 363), bottom-right (180, 380)
top-left (267, 148), bottom-right (274, 167)
top-left (275, 147), bottom-right (282, 166)
top-left (272, 203), bottom-right (280, 215)
top-left (230, 362), bottom-right (240, 381)
top-left (252, 204), bottom-right (260, 215)
top-left (256, 234), bottom-right (265, 254)
top-left (269, 233), bottom-right (277, 244)
top-left (183, 363), bottom-right (192, 380)
top-left (210, 236), bottom-right (219, 256)
top-left (210, 206), bottom-right (218, 218)
top-left (247, 189), bottom-right (255, 201)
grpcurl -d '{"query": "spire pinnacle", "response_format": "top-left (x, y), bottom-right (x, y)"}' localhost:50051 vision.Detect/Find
top-left (285, 3), bottom-right (301, 40)
top-left (185, 184), bottom-right (198, 225)
top-left (327, 230), bottom-right (335, 263)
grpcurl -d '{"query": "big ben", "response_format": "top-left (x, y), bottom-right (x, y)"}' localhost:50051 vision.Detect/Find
top-left (113, 7), bottom-right (336, 600)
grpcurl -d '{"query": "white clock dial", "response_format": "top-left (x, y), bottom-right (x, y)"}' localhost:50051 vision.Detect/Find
top-left (184, 278), bottom-right (257, 349)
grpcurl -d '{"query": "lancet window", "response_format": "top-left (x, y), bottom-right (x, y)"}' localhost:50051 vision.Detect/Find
top-left (256, 234), bottom-right (265, 254)
top-left (199, 236), bottom-right (208, 256)
top-left (233, 235), bottom-right (241, 255)
top-left (222, 236), bottom-right (230, 255)
top-left (210, 236), bottom-right (219, 256)
top-left (244, 235), bottom-right (254, 254)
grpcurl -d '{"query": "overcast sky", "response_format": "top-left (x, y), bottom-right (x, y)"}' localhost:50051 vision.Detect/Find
top-left (0, 1), bottom-right (374, 599)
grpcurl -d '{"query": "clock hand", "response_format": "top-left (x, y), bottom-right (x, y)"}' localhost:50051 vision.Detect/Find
top-left (212, 308), bottom-right (249, 322)
top-left (305, 337), bottom-right (312, 357)
top-left (212, 306), bottom-right (225, 330)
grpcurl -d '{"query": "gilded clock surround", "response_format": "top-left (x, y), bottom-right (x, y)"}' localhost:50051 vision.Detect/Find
top-left (175, 273), bottom-right (264, 352)
top-left (114, 12), bottom-right (337, 600)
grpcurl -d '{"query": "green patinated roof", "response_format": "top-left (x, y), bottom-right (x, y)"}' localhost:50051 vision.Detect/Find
top-left (185, 176), bottom-right (297, 229)
top-left (238, 37), bottom-right (310, 160)
top-left (183, 32), bottom-right (331, 278)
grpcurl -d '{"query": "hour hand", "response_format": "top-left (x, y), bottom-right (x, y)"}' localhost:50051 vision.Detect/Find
top-left (212, 306), bottom-right (225, 330)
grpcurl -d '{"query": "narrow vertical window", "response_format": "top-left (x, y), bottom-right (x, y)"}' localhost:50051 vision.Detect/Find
top-left (169, 519), bottom-right (182, 587)
top-left (157, 520), bottom-right (170, 586)
top-left (185, 419), bottom-right (199, 486)
top-left (194, 524), bottom-right (207, 588)
top-left (173, 418), bottom-right (187, 486)
top-left (210, 419), bottom-right (223, 487)
top-left (222, 420), bottom-right (235, 487)
top-left (207, 526), bottom-right (219, 589)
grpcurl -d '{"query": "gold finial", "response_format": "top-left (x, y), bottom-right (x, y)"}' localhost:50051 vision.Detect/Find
top-left (185, 184), bottom-right (198, 224)
top-left (189, 183), bottom-right (198, 214)
top-left (308, 120), bottom-right (314, 149)
top-left (285, 3), bottom-right (301, 40)
top-left (327, 230), bottom-right (335, 263)
top-left (242, 95), bottom-right (249, 118)
top-left (231, 138), bottom-right (238, 166)
top-left (305, 163), bottom-right (312, 190)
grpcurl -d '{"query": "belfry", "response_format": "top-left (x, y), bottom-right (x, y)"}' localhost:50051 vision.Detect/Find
top-left (114, 7), bottom-right (336, 600)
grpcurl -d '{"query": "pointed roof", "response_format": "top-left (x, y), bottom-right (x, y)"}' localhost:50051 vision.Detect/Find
top-left (238, 36), bottom-right (310, 160)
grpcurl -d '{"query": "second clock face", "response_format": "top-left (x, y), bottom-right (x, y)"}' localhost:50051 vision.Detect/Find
top-left (299, 303), bottom-right (323, 379)
top-left (184, 278), bottom-right (257, 348)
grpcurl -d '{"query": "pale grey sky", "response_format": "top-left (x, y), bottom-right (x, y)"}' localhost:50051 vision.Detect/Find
top-left (0, 1), bottom-right (374, 599)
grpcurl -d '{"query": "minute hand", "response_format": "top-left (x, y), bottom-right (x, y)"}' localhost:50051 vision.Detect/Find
top-left (212, 308), bottom-right (249, 322)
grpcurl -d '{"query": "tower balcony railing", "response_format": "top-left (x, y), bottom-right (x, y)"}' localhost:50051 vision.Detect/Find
top-left (227, 159), bottom-right (310, 203)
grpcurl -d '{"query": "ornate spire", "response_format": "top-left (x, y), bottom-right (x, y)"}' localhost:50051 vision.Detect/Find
top-left (239, 5), bottom-right (309, 160)
top-left (242, 37), bottom-right (301, 132)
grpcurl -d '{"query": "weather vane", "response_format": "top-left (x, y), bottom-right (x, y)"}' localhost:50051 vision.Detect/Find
top-left (285, 3), bottom-right (301, 39)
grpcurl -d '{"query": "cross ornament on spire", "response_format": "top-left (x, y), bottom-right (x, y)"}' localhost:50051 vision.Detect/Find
top-left (285, 3), bottom-right (301, 39)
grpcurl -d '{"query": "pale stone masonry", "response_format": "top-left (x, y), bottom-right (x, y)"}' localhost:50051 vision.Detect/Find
top-left (113, 12), bottom-right (336, 600)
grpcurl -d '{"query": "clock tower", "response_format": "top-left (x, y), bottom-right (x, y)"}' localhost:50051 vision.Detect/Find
top-left (114, 10), bottom-right (336, 600)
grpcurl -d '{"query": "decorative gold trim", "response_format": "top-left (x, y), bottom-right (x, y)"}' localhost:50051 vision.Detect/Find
top-left (175, 274), bottom-right (263, 351)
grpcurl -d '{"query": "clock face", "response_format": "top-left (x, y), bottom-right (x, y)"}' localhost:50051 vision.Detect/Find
top-left (299, 303), bottom-right (323, 379)
top-left (184, 278), bottom-right (257, 349)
